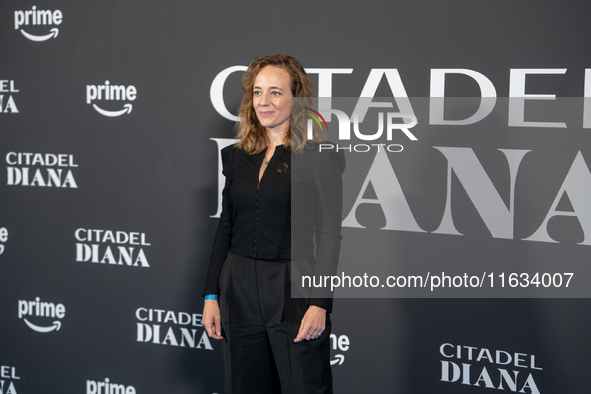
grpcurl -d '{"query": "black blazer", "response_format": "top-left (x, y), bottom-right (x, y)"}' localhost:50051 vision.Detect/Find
top-left (202, 143), bottom-right (345, 312)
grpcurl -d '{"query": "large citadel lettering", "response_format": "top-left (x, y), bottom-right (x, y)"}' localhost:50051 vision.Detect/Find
top-left (212, 66), bottom-right (591, 127)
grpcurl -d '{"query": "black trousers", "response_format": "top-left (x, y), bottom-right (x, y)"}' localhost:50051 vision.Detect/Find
top-left (219, 252), bottom-right (333, 394)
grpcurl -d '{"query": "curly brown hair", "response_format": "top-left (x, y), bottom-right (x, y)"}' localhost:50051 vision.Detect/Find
top-left (235, 54), bottom-right (325, 154)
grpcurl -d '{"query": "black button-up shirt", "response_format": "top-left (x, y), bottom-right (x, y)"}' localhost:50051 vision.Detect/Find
top-left (202, 143), bottom-right (345, 311)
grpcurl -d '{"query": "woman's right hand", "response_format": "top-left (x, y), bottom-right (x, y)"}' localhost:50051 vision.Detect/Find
top-left (202, 299), bottom-right (223, 339)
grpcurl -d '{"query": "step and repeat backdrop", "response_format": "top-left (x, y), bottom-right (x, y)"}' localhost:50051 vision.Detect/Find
top-left (2, 1), bottom-right (591, 393)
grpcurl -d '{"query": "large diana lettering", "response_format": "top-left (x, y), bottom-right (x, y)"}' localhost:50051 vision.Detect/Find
top-left (343, 147), bottom-right (591, 245)
top-left (211, 141), bottom-right (591, 246)
top-left (210, 138), bottom-right (238, 218)
top-left (523, 151), bottom-right (591, 245)
top-left (212, 139), bottom-right (591, 244)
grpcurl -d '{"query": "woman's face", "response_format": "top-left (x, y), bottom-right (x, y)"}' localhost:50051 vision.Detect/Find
top-left (253, 66), bottom-right (293, 135)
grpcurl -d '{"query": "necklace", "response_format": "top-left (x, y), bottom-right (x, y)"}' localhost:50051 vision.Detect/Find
top-left (264, 147), bottom-right (273, 165)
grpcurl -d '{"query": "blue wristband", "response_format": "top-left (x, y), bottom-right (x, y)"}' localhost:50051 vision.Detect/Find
top-left (204, 295), bottom-right (218, 301)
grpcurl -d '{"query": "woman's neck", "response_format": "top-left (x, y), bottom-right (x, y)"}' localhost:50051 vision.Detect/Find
top-left (266, 128), bottom-right (286, 147)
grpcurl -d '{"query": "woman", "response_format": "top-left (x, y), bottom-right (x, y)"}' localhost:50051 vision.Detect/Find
top-left (202, 54), bottom-right (344, 394)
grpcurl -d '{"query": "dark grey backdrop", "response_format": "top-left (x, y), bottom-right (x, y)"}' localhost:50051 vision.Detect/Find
top-left (1, 1), bottom-right (590, 393)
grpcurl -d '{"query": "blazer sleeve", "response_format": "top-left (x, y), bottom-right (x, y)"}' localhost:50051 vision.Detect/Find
top-left (202, 146), bottom-right (234, 297)
top-left (308, 149), bottom-right (346, 312)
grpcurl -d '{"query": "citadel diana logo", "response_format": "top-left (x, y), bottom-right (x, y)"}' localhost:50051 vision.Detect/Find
top-left (440, 342), bottom-right (542, 393)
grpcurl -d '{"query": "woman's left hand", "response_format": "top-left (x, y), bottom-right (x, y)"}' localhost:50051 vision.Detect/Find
top-left (294, 305), bottom-right (326, 343)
